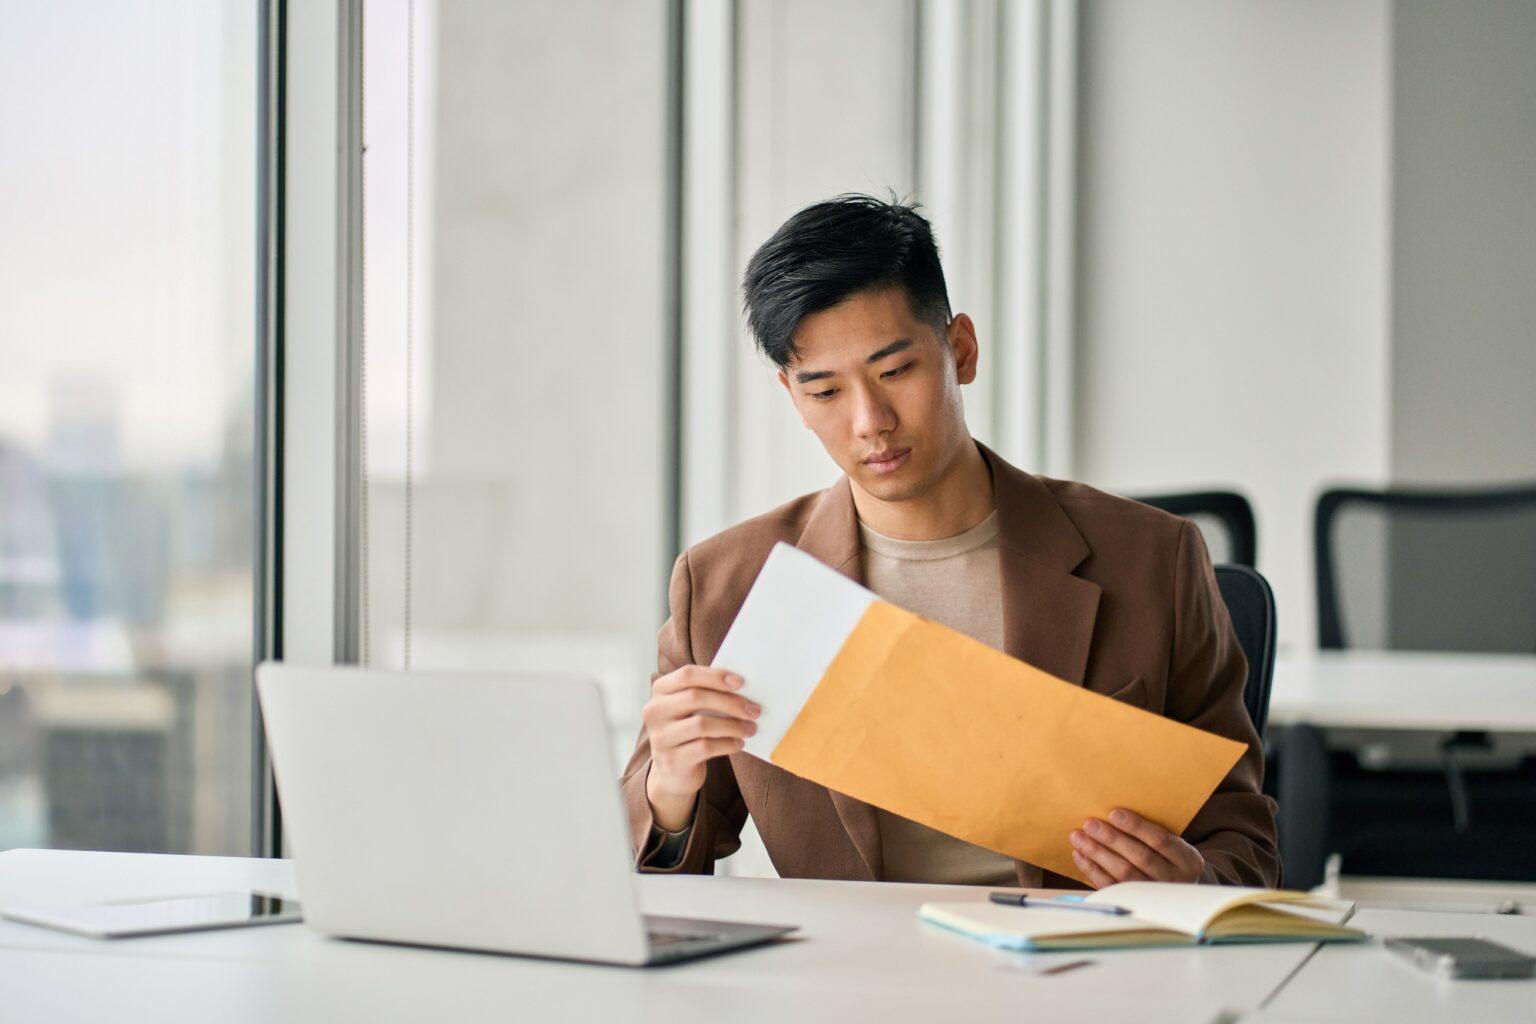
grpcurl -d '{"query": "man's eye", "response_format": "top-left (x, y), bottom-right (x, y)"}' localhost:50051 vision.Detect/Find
top-left (810, 388), bottom-right (837, 401)
top-left (881, 362), bottom-right (912, 379)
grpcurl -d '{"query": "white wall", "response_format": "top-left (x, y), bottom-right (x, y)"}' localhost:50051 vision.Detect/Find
top-left (1074, 0), bottom-right (1392, 647)
top-left (1388, 0), bottom-right (1536, 484)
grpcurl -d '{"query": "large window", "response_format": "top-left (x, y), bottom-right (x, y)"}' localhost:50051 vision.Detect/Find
top-left (358, 0), bottom-right (671, 764)
top-left (0, 1), bottom-right (258, 854)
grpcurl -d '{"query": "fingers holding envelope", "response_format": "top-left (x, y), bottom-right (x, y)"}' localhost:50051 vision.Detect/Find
top-left (643, 666), bottom-right (761, 827)
top-left (1069, 808), bottom-right (1205, 886)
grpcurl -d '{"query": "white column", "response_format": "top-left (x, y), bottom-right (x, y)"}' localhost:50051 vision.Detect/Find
top-left (994, 0), bottom-right (1048, 470)
top-left (679, 0), bottom-right (737, 549)
top-left (282, 0), bottom-right (348, 667)
top-left (1042, 0), bottom-right (1078, 478)
top-left (917, 0), bottom-right (965, 268)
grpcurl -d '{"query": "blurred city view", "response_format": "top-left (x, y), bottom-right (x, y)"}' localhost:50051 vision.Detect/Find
top-left (0, 1), bottom-right (257, 856)
top-left (0, 382), bottom-right (255, 853)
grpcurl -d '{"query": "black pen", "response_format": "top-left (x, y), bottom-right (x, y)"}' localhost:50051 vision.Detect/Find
top-left (988, 892), bottom-right (1133, 916)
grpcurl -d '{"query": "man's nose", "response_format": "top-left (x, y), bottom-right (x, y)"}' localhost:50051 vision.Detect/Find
top-left (851, 384), bottom-right (898, 439)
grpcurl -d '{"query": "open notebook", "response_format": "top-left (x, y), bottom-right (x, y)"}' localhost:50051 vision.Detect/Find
top-left (919, 883), bottom-right (1365, 952)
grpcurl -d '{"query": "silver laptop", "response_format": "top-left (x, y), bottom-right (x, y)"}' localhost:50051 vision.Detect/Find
top-left (255, 662), bottom-right (795, 966)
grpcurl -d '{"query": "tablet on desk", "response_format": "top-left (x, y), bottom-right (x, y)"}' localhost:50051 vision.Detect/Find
top-left (1, 891), bottom-right (302, 939)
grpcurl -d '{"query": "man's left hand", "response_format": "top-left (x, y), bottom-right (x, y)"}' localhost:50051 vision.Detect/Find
top-left (1069, 808), bottom-right (1205, 886)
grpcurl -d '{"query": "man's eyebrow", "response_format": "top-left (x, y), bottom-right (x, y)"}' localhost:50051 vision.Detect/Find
top-left (793, 339), bottom-right (913, 384)
top-left (866, 338), bottom-right (912, 363)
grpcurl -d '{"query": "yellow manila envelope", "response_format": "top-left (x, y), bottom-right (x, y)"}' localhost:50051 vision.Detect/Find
top-left (713, 543), bottom-right (1247, 883)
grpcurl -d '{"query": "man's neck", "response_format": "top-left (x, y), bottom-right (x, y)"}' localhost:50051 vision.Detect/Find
top-left (849, 439), bottom-right (995, 541)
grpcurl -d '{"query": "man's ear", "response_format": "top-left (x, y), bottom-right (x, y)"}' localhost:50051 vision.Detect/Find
top-left (776, 369), bottom-right (812, 428)
top-left (948, 313), bottom-right (979, 385)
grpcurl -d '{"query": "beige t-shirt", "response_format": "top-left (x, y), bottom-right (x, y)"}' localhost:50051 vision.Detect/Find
top-left (859, 509), bottom-right (1019, 886)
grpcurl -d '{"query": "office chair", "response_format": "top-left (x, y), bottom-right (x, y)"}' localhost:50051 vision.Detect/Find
top-left (1135, 491), bottom-right (1257, 568)
top-left (1315, 484), bottom-right (1536, 652)
top-left (1213, 564), bottom-right (1283, 885)
top-left (1282, 483), bottom-right (1536, 887)
top-left (1215, 564), bottom-right (1277, 740)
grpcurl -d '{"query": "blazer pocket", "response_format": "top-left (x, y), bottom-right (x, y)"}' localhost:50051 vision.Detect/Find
top-left (1103, 675), bottom-right (1147, 708)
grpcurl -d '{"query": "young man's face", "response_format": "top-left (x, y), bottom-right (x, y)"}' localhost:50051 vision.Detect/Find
top-left (777, 287), bottom-right (978, 504)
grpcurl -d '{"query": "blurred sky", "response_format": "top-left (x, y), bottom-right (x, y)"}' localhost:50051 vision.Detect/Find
top-left (0, 1), bottom-right (255, 473)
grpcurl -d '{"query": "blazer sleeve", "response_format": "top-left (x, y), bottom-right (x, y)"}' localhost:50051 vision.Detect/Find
top-left (1165, 521), bottom-right (1283, 887)
top-left (618, 550), bottom-right (749, 874)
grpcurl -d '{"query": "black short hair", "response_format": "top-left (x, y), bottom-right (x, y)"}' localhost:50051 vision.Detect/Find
top-left (742, 194), bottom-right (953, 369)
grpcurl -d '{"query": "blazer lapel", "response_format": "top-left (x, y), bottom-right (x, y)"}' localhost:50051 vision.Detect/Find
top-left (999, 547), bottom-right (1101, 683)
top-left (984, 444), bottom-right (1101, 685)
top-left (793, 478), bottom-right (883, 881)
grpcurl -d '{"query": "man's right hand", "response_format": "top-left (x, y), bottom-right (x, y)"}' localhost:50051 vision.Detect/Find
top-left (642, 666), bottom-right (760, 832)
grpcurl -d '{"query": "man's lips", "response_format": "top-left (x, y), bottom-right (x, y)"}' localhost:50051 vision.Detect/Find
top-left (863, 447), bottom-right (912, 474)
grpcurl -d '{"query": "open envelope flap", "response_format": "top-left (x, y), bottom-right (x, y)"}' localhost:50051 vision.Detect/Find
top-left (771, 602), bottom-right (1247, 882)
top-left (712, 544), bottom-right (878, 760)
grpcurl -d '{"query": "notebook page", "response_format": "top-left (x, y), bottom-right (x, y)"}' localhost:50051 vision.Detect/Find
top-left (1084, 882), bottom-right (1309, 936)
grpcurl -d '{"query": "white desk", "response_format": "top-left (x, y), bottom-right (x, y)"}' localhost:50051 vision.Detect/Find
top-left (3, 849), bottom-right (1326, 1024)
top-left (1267, 649), bottom-right (1536, 732)
top-left (1257, 906), bottom-right (1536, 1023)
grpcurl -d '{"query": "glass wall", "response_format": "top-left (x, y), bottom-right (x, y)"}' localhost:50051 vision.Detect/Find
top-left (359, 0), bottom-right (670, 763)
top-left (0, 1), bottom-right (258, 855)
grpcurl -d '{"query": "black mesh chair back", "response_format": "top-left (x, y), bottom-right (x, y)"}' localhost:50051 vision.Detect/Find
top-left (1215, 564), bottom-right (1277, 738)
top-left (1315, 484), bottom-right (1536, 652)
top-left (1135, 491), bottom-right (1257, 568)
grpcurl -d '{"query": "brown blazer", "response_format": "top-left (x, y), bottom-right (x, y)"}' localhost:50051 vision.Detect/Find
top-left (620, 443), bottom-right (1281, 889)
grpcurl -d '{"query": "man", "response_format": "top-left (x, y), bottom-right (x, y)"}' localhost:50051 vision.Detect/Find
top-left (620, 195), bottom-right (1279, 889)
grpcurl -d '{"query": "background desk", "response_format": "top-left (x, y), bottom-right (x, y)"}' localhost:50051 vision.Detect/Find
top-left (1268, 648), bottom-right (1536, 732)
top-left (1264, 649), bottom-right (1536, 886)
top-left (2, 849), bottom-right (1336, 1023)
